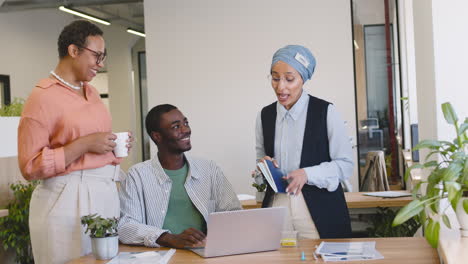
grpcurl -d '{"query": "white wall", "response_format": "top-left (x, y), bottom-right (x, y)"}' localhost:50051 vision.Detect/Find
top-left (131, 39), bottom-right (147, 165)
top-left (412, 0), bottom-right (438, 148)
top-left (431, 0), bottom-right (468, 138)
top-left (104, 26), bottom-right (140, 171)
top-left (144, 0), bottom-right (358, 194)
top-left (399, 0), bottom-right (418, 150)
top-left (353, 0), bottom-right (385, 25)
top-left (413, 0), bottom-right (468, 145)
top-left (0, 9), bottom-right (75, 99)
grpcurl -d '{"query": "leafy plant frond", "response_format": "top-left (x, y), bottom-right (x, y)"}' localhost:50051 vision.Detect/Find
top-left (394, 102), bottom-right (467, 248)
top-left (368, 207), bottom-right (421, 238)
top-left (0, 181), bottom-right (38, 264)
top-left (81, 214), bottom-right (118, 238)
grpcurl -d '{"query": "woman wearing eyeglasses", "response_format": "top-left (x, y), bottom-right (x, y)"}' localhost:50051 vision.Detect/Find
top-left (255, 45), bottom-right (353, 239)
top-left (18, 20), bottom-right (132, 264)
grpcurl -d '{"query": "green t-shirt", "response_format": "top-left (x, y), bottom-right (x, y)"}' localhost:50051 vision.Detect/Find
top-left (162, 163), bottom-right (206, 234)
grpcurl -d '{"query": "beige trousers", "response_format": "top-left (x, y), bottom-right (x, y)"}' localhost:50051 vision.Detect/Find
top-left (29, 165), bottom-right (120, 264)
top-left (271, 192), bottom-right (320, 239)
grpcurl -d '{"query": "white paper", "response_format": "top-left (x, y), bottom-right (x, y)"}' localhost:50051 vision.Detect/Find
top-left (107, 249), bottom-right (176, 264)
top-left (237, 194), bottom-right (255, 201)
top-left (257, 161), bottom-right (277, 192)
top-left (315, 241), bottom-right (384, 262)
top-left (363, 191), bottom-right (412, 198)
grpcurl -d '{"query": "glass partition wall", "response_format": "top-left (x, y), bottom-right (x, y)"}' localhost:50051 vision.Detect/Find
top-left (352, 0), bottom-right (403, 189)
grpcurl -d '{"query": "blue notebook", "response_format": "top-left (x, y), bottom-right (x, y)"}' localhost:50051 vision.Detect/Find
top-left (257, 160), bottom-right (288, 193)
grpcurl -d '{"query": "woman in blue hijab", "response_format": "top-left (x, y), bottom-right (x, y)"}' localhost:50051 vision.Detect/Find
top-left (255, 45), bottom-right (354, 239)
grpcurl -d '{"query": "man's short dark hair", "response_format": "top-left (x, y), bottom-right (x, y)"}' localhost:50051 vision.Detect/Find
top-left (57, 20), bottom-right (103, 58)
top-left (145, 104), bottom-right (178, 142)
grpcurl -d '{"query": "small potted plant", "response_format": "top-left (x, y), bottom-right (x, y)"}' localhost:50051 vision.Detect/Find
top-left (252, 170), bottom-right (267, 202)
top-left (392, 102), bottom-right (468, 248)
top-left (81, 214), bottom-right (119, 260)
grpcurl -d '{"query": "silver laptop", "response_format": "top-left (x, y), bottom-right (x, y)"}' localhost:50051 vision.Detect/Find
top-left (189, 207), bottom-right (286, 258)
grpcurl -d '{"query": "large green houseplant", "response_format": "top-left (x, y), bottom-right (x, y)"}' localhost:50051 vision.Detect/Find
top-left (0, 182), bottom-right (38, 264)
top-left (392, 102), bottom-right (468, 248)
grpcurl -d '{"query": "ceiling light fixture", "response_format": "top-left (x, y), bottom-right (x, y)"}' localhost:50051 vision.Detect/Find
top-left (59, 6), bottom-right (111, 26)
top-left (127, 28), bottom-right (146, 38)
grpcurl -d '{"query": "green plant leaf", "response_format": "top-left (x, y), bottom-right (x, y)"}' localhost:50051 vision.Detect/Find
top-left (459, 123), bottom-right (468, 136)
top-left (425, 219), bottom-right (440, 248)
top-left (463, 199), bottom-right (468, 214)
top-left (423, 160), bottom-right (439, 168)
top-left (0, 98), bottom-right (25, 116)
top-left (451, 151), bottom-right (466, 162)
top-left (463, 159), bottom-right (468, 186)
top-left (367, 207), bottom-right (421, 238)
top-left (451, 189), bottom-right (462, 210)
top-left (427, 170), bottom-right (443, 185)
top-left (393, 200), bottom-right (425, 226)
top-left (418, 209), bottom-right (427, 225)
top-left (430, 201), bottom-right (439, 215)
top-left (412, 181), bottom-right (423, 198)
top-left (441, 163), bottom-right (463, 182)
top-left (80, 213), bottom-right (118, 238)
top-left (0, 181), bottom-right (37, 263)
top-left (404, 163), bottom-right (424, 182)
top-left (445, 181), bottom-right (461, 202)
top-left (442, 102), bottom-right (458, 125)
top-left (414, 140), bottom-right (443, 150)
top-left (425, 151), bottom-right (440, 162)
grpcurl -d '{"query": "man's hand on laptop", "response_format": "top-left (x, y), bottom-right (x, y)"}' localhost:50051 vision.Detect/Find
top-left (157, 228), bottom-right (206, 248)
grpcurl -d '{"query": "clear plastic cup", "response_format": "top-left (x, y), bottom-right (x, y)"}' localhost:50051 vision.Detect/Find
top-left (280, 230), bottom-right (298, 247)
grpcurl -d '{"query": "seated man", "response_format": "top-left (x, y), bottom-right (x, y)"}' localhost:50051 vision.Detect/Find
top-left (118, 104), bottom-right (242, 248)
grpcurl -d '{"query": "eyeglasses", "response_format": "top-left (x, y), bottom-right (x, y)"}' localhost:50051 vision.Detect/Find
top-left (76, 45), bottom-right (107, 64)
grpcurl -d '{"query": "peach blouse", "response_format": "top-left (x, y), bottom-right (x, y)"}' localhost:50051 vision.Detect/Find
top-left (18, 78), bottom-right (121, 180)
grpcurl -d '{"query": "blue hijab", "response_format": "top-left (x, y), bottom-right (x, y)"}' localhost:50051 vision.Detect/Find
top-left (271, 45), bottom-right (316, 82)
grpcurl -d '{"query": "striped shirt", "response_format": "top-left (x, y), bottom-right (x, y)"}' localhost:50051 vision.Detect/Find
top-left (118, 154), bottom-right (242, 247)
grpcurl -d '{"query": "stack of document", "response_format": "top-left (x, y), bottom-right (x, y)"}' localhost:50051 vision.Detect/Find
top-left (315, 241), bottom-right (384, 261)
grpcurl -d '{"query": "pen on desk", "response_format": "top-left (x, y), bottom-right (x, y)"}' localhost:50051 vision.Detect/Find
top-left (323, 252), bottom-right (373, 258)
top-left (324, 255), bottom-right (372, 261)
top-left (301, 251), bottom-right (306, 261)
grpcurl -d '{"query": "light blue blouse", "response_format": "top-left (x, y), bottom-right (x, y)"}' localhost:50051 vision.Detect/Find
top-left (255, 90), bottom-right (354, 192)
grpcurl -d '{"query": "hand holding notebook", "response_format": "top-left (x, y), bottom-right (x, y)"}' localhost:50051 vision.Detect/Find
top-left (257, 159), bottom-right (288, 193)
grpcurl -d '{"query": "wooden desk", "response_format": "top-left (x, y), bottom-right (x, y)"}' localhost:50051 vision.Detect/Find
top-left (240, 191), bottom-right (413, 210)
top-left (439, 236), bottom-right (468, 264)
top-left (345, 191), bottom-right (412, 209)
top-left (240, 199), bottom-right (261, 209)
top-left (68, 237), bottom-right (439, 264)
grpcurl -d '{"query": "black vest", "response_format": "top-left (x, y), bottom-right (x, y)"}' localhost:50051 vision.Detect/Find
top-left (260, 95), bottom-right (352, 238)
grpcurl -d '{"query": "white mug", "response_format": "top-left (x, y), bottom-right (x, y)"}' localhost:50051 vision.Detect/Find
top-left (113, 132), bottom-right (129, 157)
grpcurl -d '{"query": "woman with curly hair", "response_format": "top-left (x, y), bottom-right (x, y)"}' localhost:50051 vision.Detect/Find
top-left (18, 20), bottom-right (132, 264)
